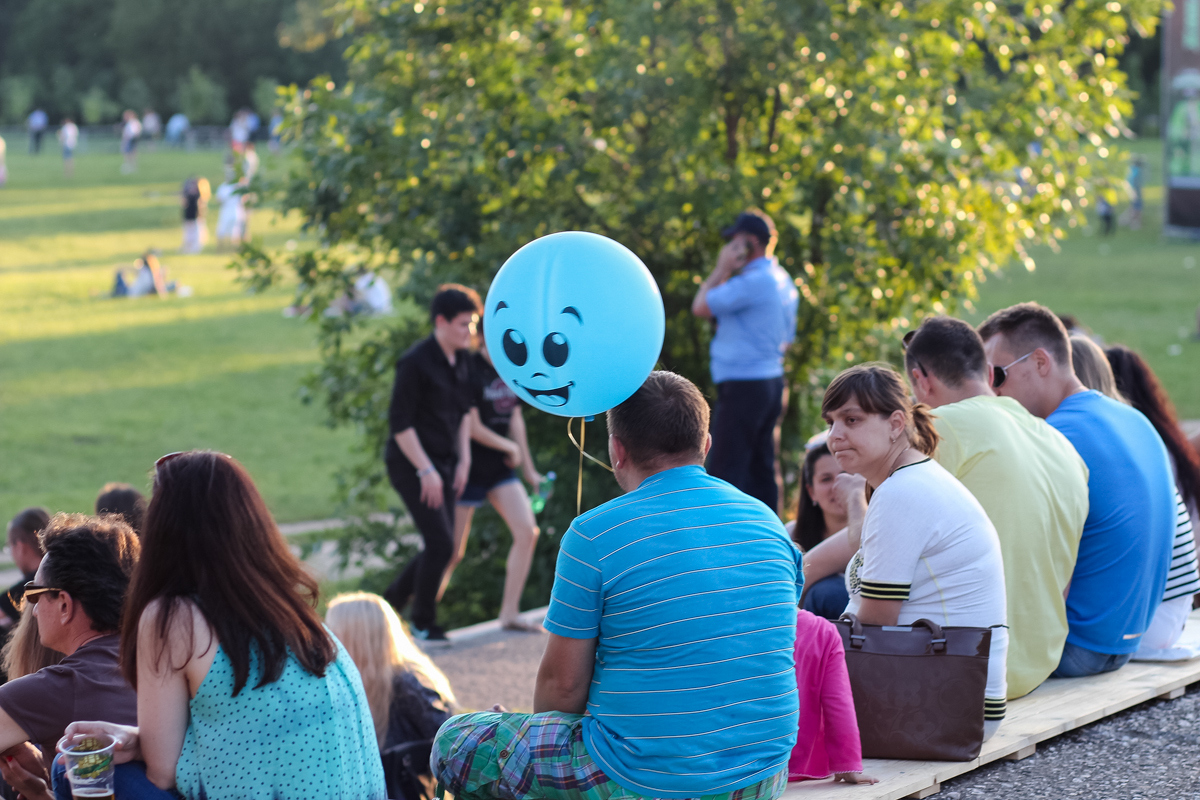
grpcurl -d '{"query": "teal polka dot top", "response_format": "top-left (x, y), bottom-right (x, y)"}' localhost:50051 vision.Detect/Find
top-left (174, 633), bottom-right (386, 799)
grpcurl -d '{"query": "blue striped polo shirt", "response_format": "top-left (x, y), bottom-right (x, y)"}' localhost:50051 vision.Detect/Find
top-left (544, 465), bottom-right (802, 798)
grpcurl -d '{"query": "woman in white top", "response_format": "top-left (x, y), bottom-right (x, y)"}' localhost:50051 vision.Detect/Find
top-left (821, 363), bottom-right (1008, 737)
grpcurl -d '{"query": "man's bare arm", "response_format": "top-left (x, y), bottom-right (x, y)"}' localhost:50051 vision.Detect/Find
top-left (533, 634), bottom-right (597, 715)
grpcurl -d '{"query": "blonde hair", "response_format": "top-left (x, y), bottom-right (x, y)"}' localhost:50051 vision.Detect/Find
top-left (2, 604), bottom-right (63, 680)
top-left (1070, 336), bottom-right (1125, 403)
top-left (325, 592), bottom-right (456, 748)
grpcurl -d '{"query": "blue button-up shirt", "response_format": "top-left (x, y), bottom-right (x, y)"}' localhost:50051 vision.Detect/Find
top-left (706, 256), bottom-right (799, 383)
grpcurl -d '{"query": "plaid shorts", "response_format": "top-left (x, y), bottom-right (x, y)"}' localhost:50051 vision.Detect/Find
top-left (432, 711), bottom-right (788, 800)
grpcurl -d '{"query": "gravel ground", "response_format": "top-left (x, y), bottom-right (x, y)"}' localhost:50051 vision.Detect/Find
top-left (428, 628), bottom-right (549, 712)
top-left (943, 683), bottom-right (1200, 799)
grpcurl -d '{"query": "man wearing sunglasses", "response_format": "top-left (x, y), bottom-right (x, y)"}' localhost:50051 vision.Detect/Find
top-left (0, 514), bottom-right (139, 789)
top-left (978, 302), bottom-right (1176, 678)
top-left (902, 316), bottom-right (1089, 698)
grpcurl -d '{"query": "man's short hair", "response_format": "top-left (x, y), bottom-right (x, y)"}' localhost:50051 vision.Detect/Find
top-left (720, 209), bottom-right (777, 248)
top-left (430, 284), bottom-right (482, 323)
top-left (8, 508), bottom-right (49, 553)
top-left (977, 302), bottom-right (1071, 367)
top-left (904, 316), bottom-right (988, 387)
top-left (39, 514), bottom-right (140, 633)
top-left (607, 371), bottom-right (710, 467)
top-left (95, 483), bottom-right (147, 536)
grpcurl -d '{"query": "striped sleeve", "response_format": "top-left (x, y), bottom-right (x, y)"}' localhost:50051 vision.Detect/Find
top-left (1162, 490), bottom-right (1200, 602)
top-left (859, 580), bottom-right (912, 601)
top-left (544, 524), bottom-right (603, 638)
top-left (984, 697), bottom-right (1007, 721)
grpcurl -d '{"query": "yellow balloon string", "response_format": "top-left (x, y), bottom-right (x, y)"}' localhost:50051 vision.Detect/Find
top-left (567, 417), bottom-right (614, 515)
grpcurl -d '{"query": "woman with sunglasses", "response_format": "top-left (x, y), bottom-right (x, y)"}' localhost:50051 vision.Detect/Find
top-left (64, 451), bottom-right (385, 799)
top-left (822, 364), bottom-right (1009, 738)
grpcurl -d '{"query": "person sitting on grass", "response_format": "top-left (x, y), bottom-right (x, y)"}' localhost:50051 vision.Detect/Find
top-left (786, 434), bottom-right (850, 620)
top-left (979, 303), bottom-right (1175, 677)
top-left (433, 371), bottom-right (802, 800)
top-left (94, 483), bottom-right (147, 537)
top-left (0, 514), bottom-right (140, 800)
top-left (821, 363), bottom-right (1009, 736)
top-left (63, 450), bottom-right (385, 799)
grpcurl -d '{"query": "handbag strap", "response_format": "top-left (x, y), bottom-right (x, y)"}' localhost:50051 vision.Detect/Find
top-left (839, 614), bottom-right (947, 651)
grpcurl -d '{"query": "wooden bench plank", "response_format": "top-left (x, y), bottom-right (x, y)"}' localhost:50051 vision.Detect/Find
top-left (784, 610), bottom-right (1200, 800)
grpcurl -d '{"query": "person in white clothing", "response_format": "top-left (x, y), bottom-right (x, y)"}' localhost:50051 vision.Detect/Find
top-left (58, 118), bottom-right (79, 177)
top-left (214, 167), bottom-right (247, 249)
top-left (821, 363), bottom-right (1008, 738)
top-left (120, 110), bottom-right (142, 173)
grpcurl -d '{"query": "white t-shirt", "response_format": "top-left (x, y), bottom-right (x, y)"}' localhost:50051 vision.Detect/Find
top-left (59, 122), bottom-right (79, 149)
top-left (122, 119), bottom-right (142, 142)
top-left (846, 458), bottom-right (1009, 719)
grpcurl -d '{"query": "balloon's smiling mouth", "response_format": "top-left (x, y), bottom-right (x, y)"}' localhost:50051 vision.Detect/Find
top-left (515, 381), bottom-right (574, 407)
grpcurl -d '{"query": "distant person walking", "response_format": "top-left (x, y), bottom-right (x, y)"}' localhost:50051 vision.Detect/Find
top-left (27, 109), bottom-right (47, 154)
top-left (120, 110), bottom-right (142, 174)
top-left (165, 112), bottom-right (190, 147)
top-left (229, 110), bottom-right (251, 153)
top-left (180, 176), bottom-right (210, 253)
top-left (58, 118), bottom-right (78, 177)
top-left (141, 108), bottom-right (161, 148)
top-left (383, 286), bottom-right (481, 643)
top-left (0, 134), bottom-right (7, 187)
top-left (692, 209), bottom-right (798, 513)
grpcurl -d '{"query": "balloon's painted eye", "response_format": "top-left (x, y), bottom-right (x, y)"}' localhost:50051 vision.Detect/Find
top-left (502, 329), bottom-right (528, 366)
top-left (543, 332), bottom-right (569, 368)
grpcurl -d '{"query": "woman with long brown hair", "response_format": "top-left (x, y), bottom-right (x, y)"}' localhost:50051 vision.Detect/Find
top-left (66, 451), bottom-right (385, 799)
top-left (822, 364), bottom-right (1008, 737)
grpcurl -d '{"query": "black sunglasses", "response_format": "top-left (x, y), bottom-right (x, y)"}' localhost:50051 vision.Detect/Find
top-left (155, 451), bottom-right (233, 478)
top-left (991, 351), bottom-right (1034, 389)
top-left (10, 582), bottom-right (62, 613)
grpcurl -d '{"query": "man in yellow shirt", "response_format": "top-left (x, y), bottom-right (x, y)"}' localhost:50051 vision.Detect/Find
top-left (903, 316), bottom-right (1089, 698)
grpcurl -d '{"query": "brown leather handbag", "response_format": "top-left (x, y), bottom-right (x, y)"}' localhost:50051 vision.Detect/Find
top-left (833, 614), bottom-right (992, 761)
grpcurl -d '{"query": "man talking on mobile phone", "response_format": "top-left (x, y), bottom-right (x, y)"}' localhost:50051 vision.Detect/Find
top-left (692, 209), bottom-right (799, 515)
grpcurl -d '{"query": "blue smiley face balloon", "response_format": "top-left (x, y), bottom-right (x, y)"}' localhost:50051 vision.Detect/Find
top-left (484, 231), bottom-right (665, 418)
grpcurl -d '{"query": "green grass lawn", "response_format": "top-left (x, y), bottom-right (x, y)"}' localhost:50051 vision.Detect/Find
top-left (969, 139), bottom-right (1200, 418)
top-left (0, 146), bottom-right (356, 525)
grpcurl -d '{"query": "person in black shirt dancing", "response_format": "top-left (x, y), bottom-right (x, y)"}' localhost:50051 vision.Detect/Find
top-left (384, 285), bottom-right (481, 643)
top-left (440, 321), bottom-right (545, 632)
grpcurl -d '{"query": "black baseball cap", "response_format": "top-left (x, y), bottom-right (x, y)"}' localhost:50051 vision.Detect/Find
top-left (720, 210), bottom-right (776, 245)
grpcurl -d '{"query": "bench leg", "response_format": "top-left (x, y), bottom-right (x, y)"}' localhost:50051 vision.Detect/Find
top-left (907, 783), bottom-right (940, 799)
top-left (1004, 744), bottom-right (1037, 761)
top-left (1157, 687), bottom-right (1186, 701)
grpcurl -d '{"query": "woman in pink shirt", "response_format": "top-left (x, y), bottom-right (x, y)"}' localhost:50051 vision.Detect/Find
top-left (788, 610), bottom-right (875, 784)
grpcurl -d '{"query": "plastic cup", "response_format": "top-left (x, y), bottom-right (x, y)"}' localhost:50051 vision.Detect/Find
top-left (57, 734), bottom-right (116, 799)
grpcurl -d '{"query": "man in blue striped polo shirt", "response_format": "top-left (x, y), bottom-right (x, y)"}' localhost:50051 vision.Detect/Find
top-left (433, 371), bottom-right (802, 800)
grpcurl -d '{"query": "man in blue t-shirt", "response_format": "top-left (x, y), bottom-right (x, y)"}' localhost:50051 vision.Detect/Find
top-left (692, 209), bottom-right (799, 514)
top-left (979, 303), bottom-right (1175, 677)
top-left (432, 371), bottom-right (802, 800)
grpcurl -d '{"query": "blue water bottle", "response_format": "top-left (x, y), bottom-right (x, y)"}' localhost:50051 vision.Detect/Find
top-left (530, 472), bottom-right (556, 514)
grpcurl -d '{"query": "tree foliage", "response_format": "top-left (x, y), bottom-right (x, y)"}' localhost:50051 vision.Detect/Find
top-left (240, 0), bottom-right (1159, 626)
top-left (0, 0), bottom-right (343, 121)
